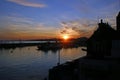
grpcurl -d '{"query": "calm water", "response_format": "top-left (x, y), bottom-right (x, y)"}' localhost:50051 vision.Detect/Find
top-left (0, 46), bottom-right (86, 80)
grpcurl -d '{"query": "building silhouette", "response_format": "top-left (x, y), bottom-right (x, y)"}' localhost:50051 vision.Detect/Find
top-left (87, 12), bottom-right (120, 58)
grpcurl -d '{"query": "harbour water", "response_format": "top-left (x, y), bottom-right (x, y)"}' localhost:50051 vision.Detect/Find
top-left (0, 46), bottom-right (86, 80)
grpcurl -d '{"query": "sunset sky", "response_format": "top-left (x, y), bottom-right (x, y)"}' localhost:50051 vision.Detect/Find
top-left (0, 0), bottom-right (119, 40)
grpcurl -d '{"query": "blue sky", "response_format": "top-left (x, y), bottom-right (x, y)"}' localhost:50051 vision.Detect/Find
top-left (0, 0), bottom-right (119, 40)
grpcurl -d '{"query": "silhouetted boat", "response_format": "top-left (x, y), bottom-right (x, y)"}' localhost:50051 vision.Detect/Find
top-left (37, 43), bottom-right (62, 50)
top-left (81, 48), bottom-right (87, 51)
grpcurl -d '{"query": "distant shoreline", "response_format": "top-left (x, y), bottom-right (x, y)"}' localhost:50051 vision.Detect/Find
top-left (0, 37), bottom-right (87, 49)
top-left (0, 41), bottom-right (86, 50)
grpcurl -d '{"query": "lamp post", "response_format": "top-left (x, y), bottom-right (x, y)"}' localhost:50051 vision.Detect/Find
top-left (57, 49), bottom-right (60, 65)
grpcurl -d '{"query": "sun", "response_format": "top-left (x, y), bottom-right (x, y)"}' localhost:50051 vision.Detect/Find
top-left (63, 35), bottom-right (69, 40)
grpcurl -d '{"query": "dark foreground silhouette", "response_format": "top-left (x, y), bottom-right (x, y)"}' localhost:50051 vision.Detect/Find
top-left (49, 12), bottom-right (120, 80)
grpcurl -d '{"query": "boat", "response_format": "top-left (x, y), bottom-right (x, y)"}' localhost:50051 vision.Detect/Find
top-left (81, 48), bottom-right (87, 51)
top-left (37, 43), bottom-right (62, 51)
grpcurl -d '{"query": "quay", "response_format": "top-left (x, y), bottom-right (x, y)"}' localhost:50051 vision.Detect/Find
top-left (49, 57), bottom-right (120, 80)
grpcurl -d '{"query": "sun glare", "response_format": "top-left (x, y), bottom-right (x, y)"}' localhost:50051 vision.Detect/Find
top-left (63, 35), bottom-right (69, 40)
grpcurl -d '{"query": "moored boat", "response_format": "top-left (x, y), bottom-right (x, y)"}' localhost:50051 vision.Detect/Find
top-left (37, 43), bottom-right (62, 50)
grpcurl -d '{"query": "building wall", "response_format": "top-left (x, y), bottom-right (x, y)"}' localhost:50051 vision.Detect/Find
top-left (111, 40), bottom-right (120, 58)
top-left (87, 40), bottom-right (111, 58)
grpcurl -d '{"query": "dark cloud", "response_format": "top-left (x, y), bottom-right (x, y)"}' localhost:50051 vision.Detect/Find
top-left (60, 20), bottom-right (97, 37)
top-left (61, 30), bottom-right (68, 34)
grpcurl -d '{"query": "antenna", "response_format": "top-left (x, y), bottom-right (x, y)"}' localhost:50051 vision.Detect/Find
top-left (57, 49), bottom-right (60, 65)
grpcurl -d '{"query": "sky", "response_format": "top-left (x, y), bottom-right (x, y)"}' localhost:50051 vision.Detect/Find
top-left (0, 0), bottom-right (119, 40)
